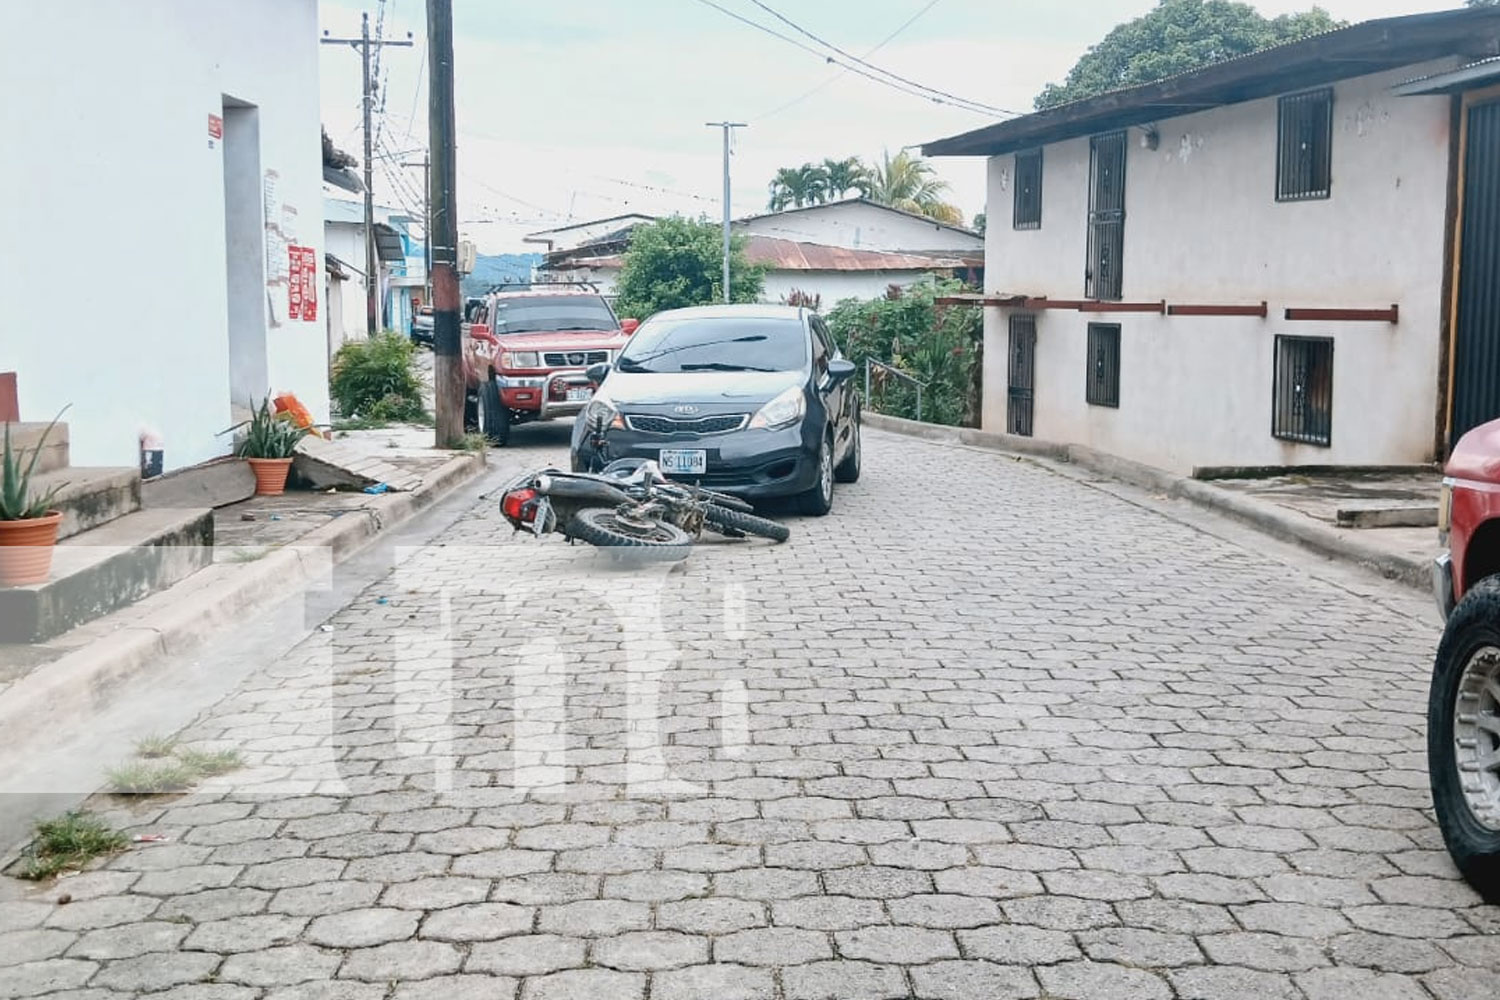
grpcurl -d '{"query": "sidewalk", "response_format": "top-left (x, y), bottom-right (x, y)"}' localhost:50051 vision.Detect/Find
top-left (0, 431), bottom-right (484, 744)
top-left (864, 413), bottom-right (1442, 592)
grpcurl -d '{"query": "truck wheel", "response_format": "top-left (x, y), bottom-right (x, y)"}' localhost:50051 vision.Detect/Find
top-left (834, 411), bottom-right (862, 484)
top-left (1430, 575), bottom-right (1500, 903)
top-left (480, 378), bottom-right (510, 447)
top-left (797, 433), bottom-right (834, 517)
top-left (464, 391), bottom-right (479, 434)
top-left (567, 507), bottom-right (692, 563)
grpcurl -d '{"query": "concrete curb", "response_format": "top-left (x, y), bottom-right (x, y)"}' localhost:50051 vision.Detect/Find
top-left (0, 451), bottom-right (486, 750)
top-left (864, 412), bottom-right (1431, 592)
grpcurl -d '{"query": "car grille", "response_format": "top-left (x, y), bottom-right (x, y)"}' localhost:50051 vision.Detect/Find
top-left (626, 414), bottom-right (749, 435)
top-left (543, 350), bottom-right (610, 367)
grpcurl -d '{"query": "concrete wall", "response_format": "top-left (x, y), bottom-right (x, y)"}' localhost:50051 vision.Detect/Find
top-left (739, 201), bottom-right (982, 254)
top-left (981, 62), bottom-right (1456, 472)
top-left (0, 0), bottom-right (325, 471)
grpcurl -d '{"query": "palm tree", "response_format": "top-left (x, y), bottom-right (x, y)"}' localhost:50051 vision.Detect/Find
top-left (867, 149), bottom-right (963, 224)
top-left (821, 157), bottom-right (871, 200)
top-left (766, 163), bottom-right (831, 211)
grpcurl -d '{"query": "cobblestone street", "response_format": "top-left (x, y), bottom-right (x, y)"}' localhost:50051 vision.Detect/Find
top-left (0, 426), bottom-right (1487, 1000)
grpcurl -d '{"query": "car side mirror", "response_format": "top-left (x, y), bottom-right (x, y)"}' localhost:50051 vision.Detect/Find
top-left (827, 358), bottom-right (857, 383)
top-left (586, 362), bottom-right (611, 385)
top-left (620, 318), bottom-right (640, 335)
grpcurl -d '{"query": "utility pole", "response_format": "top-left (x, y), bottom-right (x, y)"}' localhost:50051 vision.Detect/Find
top-left (401, 153), bottom-right (431, 304)
top-left (706, 122), bottom-right (747, 304)
top-left (428, 0), bottom-right (463, 447)
top-left (322, 14), bottom-right (412, 335)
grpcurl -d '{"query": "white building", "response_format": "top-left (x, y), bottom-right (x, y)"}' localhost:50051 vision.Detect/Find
top-left (324, 194), bottom-right (424, 356)
top-left (925, 7), bottom-right (1500, 474)
top-left (533, 200), bottom-right (982, 309)
top-left (0, 0), bottom-right (326, 471)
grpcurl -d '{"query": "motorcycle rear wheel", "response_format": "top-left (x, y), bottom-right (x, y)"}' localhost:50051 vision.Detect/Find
top-left (568, 507), bottom-right (693, 562)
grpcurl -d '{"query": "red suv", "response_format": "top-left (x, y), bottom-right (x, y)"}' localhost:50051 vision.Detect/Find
top-left (463, 285), bottom-right (638, 446)
top-left (1430, 417), bottom-right (1500, 902)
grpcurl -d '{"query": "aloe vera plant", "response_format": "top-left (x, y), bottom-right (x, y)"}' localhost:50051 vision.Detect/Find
top-left (233, 396), bottom-right (309, 460)
top-left (1, 413), bottom-right (66, 521)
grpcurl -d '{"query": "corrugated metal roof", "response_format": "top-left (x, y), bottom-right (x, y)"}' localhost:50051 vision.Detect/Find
top-left (924, 7), bottom-right (1500, 158)
top-left (540, 236), bottom-right (980, 274)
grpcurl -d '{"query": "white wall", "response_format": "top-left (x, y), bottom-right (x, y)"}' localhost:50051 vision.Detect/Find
top-left (0, 0), bottom-right (325, 471)
top-left (760, 271), bottom-right (940, 312)
top-left (981, 63), bottom-right (1455, 472)
top-left (739, 201), bottom-right (982, 254)
top-left (325, 223), bottom-right (370, 348)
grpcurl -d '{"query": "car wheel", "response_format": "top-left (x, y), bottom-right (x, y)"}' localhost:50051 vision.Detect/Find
top-left (1430, 575), bottom-right (1500, 903)
top-left (834, 410), bottom-right (862, 484)
top-left (798, 433), bottom-right (835, 517)
top-left (480, 377), bottom-right (510, 447)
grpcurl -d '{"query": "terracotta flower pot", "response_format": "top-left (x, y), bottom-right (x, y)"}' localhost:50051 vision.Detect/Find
top-left (0, 511), bottom-right (63, 587)
top-left (247, 457), bottom-right (294, 496)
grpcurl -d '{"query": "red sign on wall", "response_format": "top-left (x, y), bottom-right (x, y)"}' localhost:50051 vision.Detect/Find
top-left (299, 246), bottom-right (318, 322)
top-left (208, 114), bottom-right (223, 140)
top-left (287, 247), bottom-right (305, 320)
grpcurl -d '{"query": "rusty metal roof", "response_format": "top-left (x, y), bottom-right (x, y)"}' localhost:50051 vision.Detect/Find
top-left (540, 236), bottom-right (980, 274)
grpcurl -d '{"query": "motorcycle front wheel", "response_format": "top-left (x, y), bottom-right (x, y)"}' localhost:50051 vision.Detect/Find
top-left (567, 507), bottom-right (693, 563)
top-left (703, 504), bottom-right (790, 543)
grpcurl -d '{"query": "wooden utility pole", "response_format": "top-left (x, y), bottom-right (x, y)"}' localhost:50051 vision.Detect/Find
top-left (322, 15), bottom-right (412, 335)
top-left (427, 0), bottom-right (464, 446)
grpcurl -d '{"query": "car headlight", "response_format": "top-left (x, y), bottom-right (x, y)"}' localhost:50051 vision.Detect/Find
top-left (749, 385), bottom-right (806, 430)
top-left (585, 396), bottom-right (624, 430)
top-left (502, 350), bottom-right (540, 369)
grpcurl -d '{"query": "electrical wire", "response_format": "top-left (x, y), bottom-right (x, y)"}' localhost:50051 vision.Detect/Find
top-left (744, 0), bottom-right (1021, 117)
top-left (689, 0), bottom-right (1016, 118)
top-left (755, 0), bottom-right (941, 121)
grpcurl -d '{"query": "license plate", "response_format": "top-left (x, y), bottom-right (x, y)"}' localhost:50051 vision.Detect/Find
top-left (659, 449), bottom-right (707, 475)
top-left (565, 387), bottom-right (593, 402)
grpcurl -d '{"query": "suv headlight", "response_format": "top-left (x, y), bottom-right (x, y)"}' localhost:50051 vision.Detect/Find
top-left (501, 350), bottom-right (539, 369)
top-left (749, 385), bottom-right (806, 430)
top-left (585, 396), bottom-right (624, 429)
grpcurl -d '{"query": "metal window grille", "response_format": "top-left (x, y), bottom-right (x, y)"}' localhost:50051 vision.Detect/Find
top-left (1013, 150), bottom-right (1043, 230)
top-left (1272, 335), bottom-right (1333, 446)
top-left (1086, 132), bottom-right (1126, 300)
top-left (1085, 323), bottom-right (1120, 408)
top-left (1277, 89), bottom-right (1333, 201)
top-left (1007, 314), bottom-right (1036, 436)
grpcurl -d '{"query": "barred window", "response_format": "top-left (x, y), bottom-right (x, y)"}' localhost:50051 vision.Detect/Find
top-left (1086, 323), bottom-right (1120, 408)
top-left (1272, 335), bottom-right (1333, 446)
top-left (1013, 149), bottom-right (1042, 230)
top-left (1086, 132), bottom-right (1126, 301)
top-left (1277, 89), bottom-right (1333, 201)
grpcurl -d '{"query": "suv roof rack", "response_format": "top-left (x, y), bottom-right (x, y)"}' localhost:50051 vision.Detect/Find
top-left (486, 279), bottom-right (601, 294)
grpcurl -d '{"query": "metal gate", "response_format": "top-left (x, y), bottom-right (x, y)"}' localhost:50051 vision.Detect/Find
top-left (1007, 314), bottom-right (1036, 437)
top-left (1452, 97), bottom-right (1500, 445)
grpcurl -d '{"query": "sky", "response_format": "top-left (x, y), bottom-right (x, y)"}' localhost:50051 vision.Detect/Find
top-left (318, 0), bottom-right (1461, 253)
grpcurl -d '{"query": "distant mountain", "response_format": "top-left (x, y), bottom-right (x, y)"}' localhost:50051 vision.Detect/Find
top-left (462, 253), bottom-right (543, 297)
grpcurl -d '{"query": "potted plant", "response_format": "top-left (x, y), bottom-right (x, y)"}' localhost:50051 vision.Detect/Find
top-left (0, 414), bottom-right (66, 587)
top-left (235, 396), bottom-right (309, 496)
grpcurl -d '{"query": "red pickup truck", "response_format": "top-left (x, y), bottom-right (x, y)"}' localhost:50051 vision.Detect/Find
top-left (463, 286), bottom-right (638, 446)
top-left (1430, 417), bottom-right (1500, 901)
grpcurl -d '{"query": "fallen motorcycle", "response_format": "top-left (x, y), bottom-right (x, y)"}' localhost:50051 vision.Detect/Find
top-left (499, 458), bottom-right (790, 562)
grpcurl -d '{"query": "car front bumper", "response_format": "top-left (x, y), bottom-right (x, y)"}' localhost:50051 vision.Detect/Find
top-left (1435, 553), bottom-right (1456, 622)
top-left (498, 369), bottom-right (594, 420)
top-left (572, 423), bottom-right (820, 499)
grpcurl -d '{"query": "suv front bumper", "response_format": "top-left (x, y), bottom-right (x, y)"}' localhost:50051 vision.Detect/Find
top-left (1434, 553), bottom-right (1456, 622)
top-left (498, 369), bottom-right (594, 420)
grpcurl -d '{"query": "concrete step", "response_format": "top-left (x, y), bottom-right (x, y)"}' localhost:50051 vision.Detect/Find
top-left (0, 507), bottom-right (214, 643)
top-left (2, 421), bottom-right (69, 475)
top-left (30, 467), bottom-right (141, 541)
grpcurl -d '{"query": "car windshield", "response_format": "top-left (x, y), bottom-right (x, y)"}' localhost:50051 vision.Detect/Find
top-left (616, 317), bottom-right (808, 374)
top-left (491, 295), bottom-right (617, 334)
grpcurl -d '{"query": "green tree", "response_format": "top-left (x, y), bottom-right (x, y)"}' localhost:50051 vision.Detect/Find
top-left (613, 216), bottom-right (767, 319)
top-left (821, 157), bottom-right (872, 200)
top-left (867, 150), bottom-right (964, 225)
top-left (1469, 0), bottom-right (1499, 7)
top-left (767, 163), bottom-right (831, 210)
top-left (972, 212), bottom-right (986, 236)
top-left (1035, 0), bottom-right (1344, 109)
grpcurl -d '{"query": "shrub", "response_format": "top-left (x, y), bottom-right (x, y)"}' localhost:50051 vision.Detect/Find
top-left (825, 279), bottom-right (981, 427)
top-left (330, 332), bottom-right (427, 422)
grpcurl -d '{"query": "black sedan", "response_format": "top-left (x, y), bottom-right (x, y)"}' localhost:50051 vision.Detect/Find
top-left (571, 304), bottom-right (861, 515)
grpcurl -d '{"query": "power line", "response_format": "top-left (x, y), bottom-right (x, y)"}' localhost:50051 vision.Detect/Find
top-left (744, 0), bottom-right (1022, 117)
top-left (689, 0), bottom-right (1016, 118)
top-left (755, 0), bottom-right (941, 121)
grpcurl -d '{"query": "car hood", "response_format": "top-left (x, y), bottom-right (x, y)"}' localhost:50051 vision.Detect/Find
top-left (492, 329), bottom-right (629, 351)
top-left (601, 370), bottom-right (803, 407)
